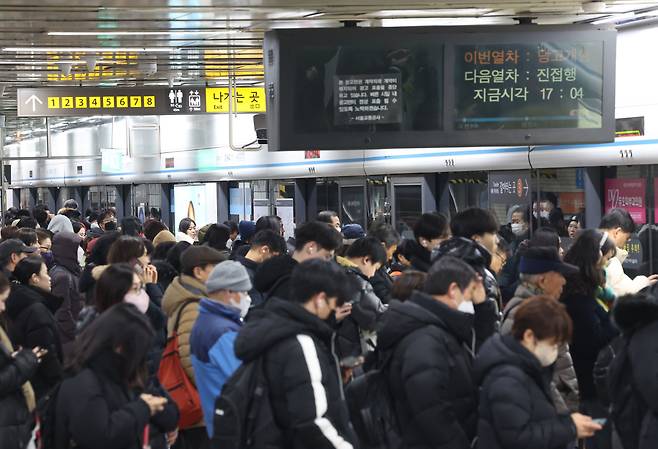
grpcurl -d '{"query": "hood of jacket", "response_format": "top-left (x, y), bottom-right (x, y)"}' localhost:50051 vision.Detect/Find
top-left (47, 215), bottom-right (74, 234)
top-left (162, 274), bottom-right (207, 316)
top-left (6, 283), bottom-right (64, 319)
top-left (91, 264), bottom-right (108, 280)
top-left (336, 256), bottom-right (357, 269)
top-left (406, 239), bottom-right (432, 272)
top-left (613, 291), bottom-right (658, 334)
top-left (433, 236), bottom-right (492, 270)
top-left (52, 231), bottom-right (82, 274)
top-left (473, 333), bottom-right (546, 387)
top-left (378, 290), bottom-right (474, 351)
top-left (235, 297), bottom-right (334, 363)
top-left (176, 231), bottom-right (195, 245)
top-left (253, 254), bottom-right (297, 296)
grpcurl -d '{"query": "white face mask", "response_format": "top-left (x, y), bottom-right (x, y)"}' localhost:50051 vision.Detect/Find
top-left (457, 300), bottom-right (475, 315)
top-left (230, 293), bottom-right (252, 318)
top-left (534, 341), bottom-right (559, 367)
top-left (124, 289), bottom-right (150, 314)
top-left (539, 210), bottom-right (550, 220)
top-left (511, 223), bottom-right (526, 236)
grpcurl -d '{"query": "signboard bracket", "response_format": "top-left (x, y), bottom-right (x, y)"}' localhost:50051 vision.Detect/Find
top-left (228, 73), bottom-right (261, 152)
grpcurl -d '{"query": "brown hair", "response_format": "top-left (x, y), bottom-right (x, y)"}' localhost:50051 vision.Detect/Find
top-left (512, 295), bottom-right (573, 345)
top-left (392, 270), bottom-right (427, 302)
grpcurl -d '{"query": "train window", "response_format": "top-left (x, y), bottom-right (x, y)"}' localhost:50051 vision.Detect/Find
top-left (340, 185), bottom-right (366, 228)
top-left (448, 172), bottom-right (488, 217)
top-left (394, 185), bottom-right (422, 239)
top-left (368, 177), bottom-right (388, 226)
top-left (317, 180), bottom-right (339, 217)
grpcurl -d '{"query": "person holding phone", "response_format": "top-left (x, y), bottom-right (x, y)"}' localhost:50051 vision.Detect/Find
top-left (55, 303), bottom-right (171, 449)
top-left (476, 296), bottom-right (602, 449)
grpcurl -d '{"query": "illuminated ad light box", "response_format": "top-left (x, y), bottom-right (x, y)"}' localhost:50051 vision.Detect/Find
top-left (264, 25), bottom-right (616, 150)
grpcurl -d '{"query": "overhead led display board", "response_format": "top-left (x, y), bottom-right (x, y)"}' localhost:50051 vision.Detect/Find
top-left (264, 25), bottom-right (616, 151)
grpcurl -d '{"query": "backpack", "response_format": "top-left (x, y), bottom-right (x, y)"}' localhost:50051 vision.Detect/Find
top-left (608, 335), bottom-right (647, 449)
top-left (36, 383), bottom-right (63, 449)
top-left (344, 353), bottom-right (403, 449)
top-left (211, 356), bottom-right (282, 449)
top-left (158, 299), bottom-right (203, 429)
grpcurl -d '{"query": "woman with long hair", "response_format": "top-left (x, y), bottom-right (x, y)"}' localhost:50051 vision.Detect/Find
top-left (6, 256), bottom-right (63, 399)
top-left (0, 271), bottom-right (45, 449)
top-left (55, 303), bottom-right (174, 449)
top-left (562, 229), bottom-right (618, 446)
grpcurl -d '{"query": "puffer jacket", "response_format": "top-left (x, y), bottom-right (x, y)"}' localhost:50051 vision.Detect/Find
top-left (335, 258), bottom-right (387, 359)
top-left (50, 231), bottom-right (83, 357)
top-left (253, 254), bottom-right (298, 301)
top-left (370, 265), bottom-right (394, 304)
top-left (161, 274), bottom-right (207, 385)
top-left (607, 292), bottom-right (658, 449)
top-left (433, 237), bottom-right (502, 312)
top-left (501, 283), bottom-right (580, 413)
top-left (475, 333), bottom-right (577, 449)
top-left (5, 283), bottom-right (64, 399)
top-left (378, 291), bottom-right (498, 449)
top-left (0, 327), bottom-right (39, 449)
top-left (234, 297), bottom-right (357, 449)
top-left (54, 349), bottom-right (174, 449)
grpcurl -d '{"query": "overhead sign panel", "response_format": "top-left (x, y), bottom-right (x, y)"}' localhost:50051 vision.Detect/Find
top-left (264, 25), bottom-right (616, 151)
top-left (17, 87), bottom-right (265, 117)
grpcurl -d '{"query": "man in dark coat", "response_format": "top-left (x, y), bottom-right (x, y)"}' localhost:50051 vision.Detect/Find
top-left (406, 213), bottom-right (449, 273)
top-left (234, 259), bottom-right (357, 449)
top-left (253, 221), bottom-right (342, 301)
top-left (235, 230), bottom-right (287, 307)
top-left (378, 256), bottom-right (498, 449)
top-left (49, 231), bottom-right (83, 357)
top-left (433, 207), bottom-right (502, 311)
top-left (367, 223), bottom-right (401, 304)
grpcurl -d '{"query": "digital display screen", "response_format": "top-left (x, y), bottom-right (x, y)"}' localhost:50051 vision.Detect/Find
top-left (455, 42), bottom-right (604, 130)
top-left (265, 26), bottom-right (616, 151)
top-left (292, 43), bottom-right (443, 133)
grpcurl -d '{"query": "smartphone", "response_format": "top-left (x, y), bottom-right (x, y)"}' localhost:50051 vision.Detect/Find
top-left (592, 418), bottom-right (607, 426)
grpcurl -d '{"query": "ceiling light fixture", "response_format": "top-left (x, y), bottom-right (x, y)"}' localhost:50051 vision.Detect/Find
top-left (60, 63), bottom-right (72, 76)
top-left (592, 12), bottom-right (635, 24)
top-left (48, 30), bottom-right (235, 36)
top-left (3, 47), bottom-right (177, 53)
top-left (84, 56), bottom-right (97, 72)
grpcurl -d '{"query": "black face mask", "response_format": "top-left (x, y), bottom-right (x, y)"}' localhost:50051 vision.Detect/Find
top-left (104, 221), bottom-right (117, 231)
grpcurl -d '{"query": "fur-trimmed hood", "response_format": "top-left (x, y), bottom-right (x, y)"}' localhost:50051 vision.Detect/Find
top-left (612, 291), bottom-right (658, 334)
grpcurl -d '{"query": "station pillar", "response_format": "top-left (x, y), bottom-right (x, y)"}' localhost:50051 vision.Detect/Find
top-left (584, 167), bottom-right (603, 229)
top-left (218, 181), bottom-right (230, 223)
top-left (436, 173), bottom-right (451, 216)
top-left (294, 178), bottom-right (317, 225)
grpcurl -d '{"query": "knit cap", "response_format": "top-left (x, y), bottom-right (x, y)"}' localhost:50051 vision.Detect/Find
top-left (206, 260), bottom-right (252, 293)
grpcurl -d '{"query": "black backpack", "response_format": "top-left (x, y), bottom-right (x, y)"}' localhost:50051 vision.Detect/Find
top-left (211, 357), bottom-right (282, 449)
top-left (344, 354), bottom-right (403, 449)
top-left (36, 382), bottom-right (63, 449)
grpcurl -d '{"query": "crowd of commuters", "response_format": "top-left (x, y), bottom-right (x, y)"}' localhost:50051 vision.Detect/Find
top-left (0, 201), bottom-right (657, 449)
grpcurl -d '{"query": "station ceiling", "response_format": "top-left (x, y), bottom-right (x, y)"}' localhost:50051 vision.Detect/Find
top-left (2, 0), bottom-right (657, 137)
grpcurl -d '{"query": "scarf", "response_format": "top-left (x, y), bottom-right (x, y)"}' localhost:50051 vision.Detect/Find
top-left (0, 325), bottom-right (36, 412)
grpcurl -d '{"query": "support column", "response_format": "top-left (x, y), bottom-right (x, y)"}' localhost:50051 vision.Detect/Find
top-left (46, 188), bottom-right (58, 213)
top-left (218, 181), bottom-right (229, 223)
top-left (26, 188), bottom-right (37, 210)
top-left (79, 187), bottom-right (90, 215)
top-left (160, 183), bottom-right (173, 229)
top-left (115, 185), bottom-right (128, 219)
top-left (294, 178), bottom-right (317, 225)
top-left (421, 173), bottom-right (438, 213)
top-left (436, 173), bottom-right (451, 216)
top-left (584, 167), bottom-right (603, 229)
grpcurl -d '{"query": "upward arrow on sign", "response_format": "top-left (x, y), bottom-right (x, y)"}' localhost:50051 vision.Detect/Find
top-left (25, 94), bottom-right (43, 112)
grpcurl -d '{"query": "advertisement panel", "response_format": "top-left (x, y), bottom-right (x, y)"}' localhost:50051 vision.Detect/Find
top-left (173, 183), bottom-right (218, 230)
top-left (604, 178), bottom-right (646, 224)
